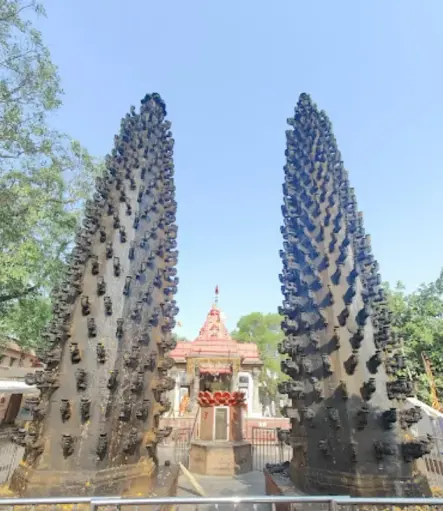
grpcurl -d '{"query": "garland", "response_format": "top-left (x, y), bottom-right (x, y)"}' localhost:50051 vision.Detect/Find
top-left (197, 391), bottom-right (246, 408)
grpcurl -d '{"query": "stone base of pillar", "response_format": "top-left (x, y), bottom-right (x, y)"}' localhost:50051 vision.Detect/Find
top-left (189, 440), bottom-right (252, 476)
top-left (10, 458), bottom-right (179, 497)
top-left (288, 462), bottom-right (432, 497)
top-left (265, 465), bottom-right (431, 508)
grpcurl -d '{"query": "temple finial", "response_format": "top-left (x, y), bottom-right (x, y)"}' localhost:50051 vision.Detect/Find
top-left (214, 285), bottom-right (219, 306)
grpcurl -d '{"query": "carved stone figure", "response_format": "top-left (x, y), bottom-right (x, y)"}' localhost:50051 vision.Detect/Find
top-left (60, 399), bottom-right (71, 422)
top-left (61, 434), bottom-right (74, 458)
top-left (104, 296), bottom-right (112, 316)
top-left (80, 398), bottom-right (91, 423)
top-left (96, 343), bottom-right (106, 364)
top-left (70, 343), bottom-right (81, 364)
top-left (75, 369), bottom-right (87, 391)
top-left (96, 433), bottom-right (108, 461)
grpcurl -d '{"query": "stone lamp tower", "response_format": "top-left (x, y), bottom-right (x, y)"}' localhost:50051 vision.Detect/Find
top-left (277, 93), bottom-right (431, 497)
top-left (11, 93), bottom-right (179, 497)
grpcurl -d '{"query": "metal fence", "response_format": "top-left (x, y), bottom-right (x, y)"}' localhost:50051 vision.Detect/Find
top-left (251, 427), bottom-right (292, 471)
top-left (0, 433), bottom-right (23, 485)
top-left (172, 427), bottom-right (192, 468)
top-left (157, 427), bottom-right (193, 469)
top-left (249, 427), bottom-right (443, 492)
top-left (158, 423), bottom-right (291, 472)
top-left (420, 435), bottom-right (443, 491)
top-left (157, 422), bottom-right (291, 472)
top-left (0, 495), bottom-right (443, 511)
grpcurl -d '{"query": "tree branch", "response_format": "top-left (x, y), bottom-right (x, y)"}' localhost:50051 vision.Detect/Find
top-left (0, 4), bottom-right (34, 25)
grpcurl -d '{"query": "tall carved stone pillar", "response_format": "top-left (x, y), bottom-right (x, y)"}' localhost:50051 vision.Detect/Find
top-left (11, 94), bottom-right (179, 497)
top-left (278, 92), bottom-right (431, 497)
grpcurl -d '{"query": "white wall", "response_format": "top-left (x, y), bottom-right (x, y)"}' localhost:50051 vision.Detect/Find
top-left (238, 371), bottom-right (252, 413)
top-left (407, 397), bottom-right (443, 441)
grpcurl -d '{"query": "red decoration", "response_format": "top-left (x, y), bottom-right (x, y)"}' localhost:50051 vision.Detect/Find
top-left (197, 391), bottom-right (246, 408)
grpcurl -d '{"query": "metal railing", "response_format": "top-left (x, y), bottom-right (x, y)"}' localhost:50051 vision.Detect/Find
top-left (0, 433), bottom-right (23, 485)
top-left (251, 426), bottom-right (291, 471)
top-left (158, 423), bottom-right (292, 472)
top-left (157, 426), bottom-right (193, 469)
top-left (0, 495), bottom-right (443, 510)
top-left (420, 435), bottom-right (443, 491)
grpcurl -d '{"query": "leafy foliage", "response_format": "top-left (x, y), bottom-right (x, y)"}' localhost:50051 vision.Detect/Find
top-left (0, 1), bottom-right (101, 350)
top-left (385, 270), bottom-right (443, 405)
top-left (172, 333), bottom-right (189, 343)
top-left (232, 312), bottom-right (284, 398)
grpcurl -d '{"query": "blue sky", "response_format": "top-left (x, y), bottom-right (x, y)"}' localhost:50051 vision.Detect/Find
top-left (39, 0), bottom-right (443, 340)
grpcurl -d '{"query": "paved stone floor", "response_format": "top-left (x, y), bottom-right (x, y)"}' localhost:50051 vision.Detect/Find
top-left (176, 471), bottom-right (272, 511)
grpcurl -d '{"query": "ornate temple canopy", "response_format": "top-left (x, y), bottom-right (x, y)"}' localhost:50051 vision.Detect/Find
top-left (170, 289), bottom-right (262, 376)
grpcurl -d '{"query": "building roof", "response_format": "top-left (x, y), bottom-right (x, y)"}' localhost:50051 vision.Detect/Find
top-left (0, 380), bottom-right (39, 395)
top-left (1, 337), bottom-right (39, 360)
top-left (170, 297), bottom-right (262, 365)
top-left (407, 397), bottom-right (443, 419)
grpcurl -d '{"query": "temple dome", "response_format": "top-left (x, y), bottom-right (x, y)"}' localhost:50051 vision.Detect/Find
top-left (170, 295), bottom-right (261, 365)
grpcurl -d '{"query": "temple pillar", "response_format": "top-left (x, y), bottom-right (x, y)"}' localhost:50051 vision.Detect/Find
top-left (251, 367), bottom-right (261, 416)
top-left (173, 372), bottom-right (181, 414)
top-left (190, 367), bottom-right (200, 411)
top-left (230, 370), bottom-right (239, 392)
top-left (238, 372), bottom-right (252, 413)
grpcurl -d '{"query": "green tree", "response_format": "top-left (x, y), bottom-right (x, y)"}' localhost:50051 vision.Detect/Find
top-left (232, 312), bottom-right (284, 399)
top-left (0, 1), bottom-right (101, 350)
top-left (172, 333), bottom-right (189, 343)
top-left (385, 270), bottom-right (443, 405)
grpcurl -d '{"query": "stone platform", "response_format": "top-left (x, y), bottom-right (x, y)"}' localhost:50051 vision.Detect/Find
top-left (264, 467), bottom-right (331, 511)
top-left (11, 459), bottom-right (179, 498)
top-left (177, 471), bottom-right (273, 511)
top-left (189, 440), bottom-right (252, 476)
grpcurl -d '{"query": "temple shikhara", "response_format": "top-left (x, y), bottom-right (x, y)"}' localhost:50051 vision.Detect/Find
top-left (168, 288), bottom-right (263, 417)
